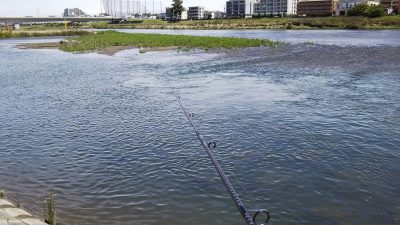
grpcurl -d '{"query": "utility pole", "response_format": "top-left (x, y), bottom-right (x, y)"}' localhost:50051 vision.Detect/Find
top-left (152, 0), bottom-right (154, 15)
top-left (127, 0), bottom-right (130, 16)
top-left (113, 0), bottom-right (116, 17)
top-left (114, 0), bottom-right (116, 16)
top-left (145, 0), bottom-right (147, 15)
top-left (390, 0), bottom-right (394, 13)
top-left (120, 0), bottom-right (123, 17)
top-left (107, 0), bottom-right (112, 16)
top-left (108, 0), bottom-right (111, 16)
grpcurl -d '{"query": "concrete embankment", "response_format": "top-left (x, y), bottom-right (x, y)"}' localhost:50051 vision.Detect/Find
top-left (0, 199), bottom-right (47, 225)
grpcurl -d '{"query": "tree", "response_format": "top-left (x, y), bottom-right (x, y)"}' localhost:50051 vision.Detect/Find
top-left (347, 3), bottom-right (386, 17)
top-left (171, 0), bottom-right (184, 21)
top-left (365, 4), bottom-right (386, 17)
top-left (347, 3), bottom-right (369, 16)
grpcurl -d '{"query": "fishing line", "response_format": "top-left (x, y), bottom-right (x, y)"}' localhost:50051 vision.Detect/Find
top-left (165, 78), bottom-right (270, 225)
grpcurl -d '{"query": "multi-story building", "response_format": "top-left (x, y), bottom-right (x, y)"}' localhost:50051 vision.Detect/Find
top-left (253, 0), bottom-right (298, 15)
top-left (204, 11), bottom-right (226, 19)
top-left (297, 0), bottom-right (338, 16)
top-left (63, 8), bottom-right (87, 17)
top-left (188, 6), bottom-right (206, 19)
top-left (226, 0), bottom-right (258, 18)
top-left (181, 10), bottom-right (188, 20)
top-left (336, 0), bottom-right (379, 15)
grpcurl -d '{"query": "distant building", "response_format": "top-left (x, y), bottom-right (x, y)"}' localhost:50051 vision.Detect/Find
top-left (380, 0), bottom-right (399, 13)
top-left (181, 10), bottom-right (188, 20)
top-left (158, 13), bottom-right (167, 20)
top-left (297, 0), bottom-right (338, 16)
top-left (188, 6), bottom-right (206, 19)
top-left (63, 8), bottom-right (87, 17)
top-left (204, 11), bottom-right (226, 19)
top-left (226, 0), bottom-right (258, 18)
top-left (336, 0), bottom-right (379, 15)
top-left (254, 0), bottom-right (298, 15)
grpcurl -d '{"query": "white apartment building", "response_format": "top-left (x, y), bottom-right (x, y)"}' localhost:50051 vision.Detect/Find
top-left (226, 0), bottom-right (259, 18)
top-left (205, 11), bottom-right (226, 19)
top-left (188, 6), bottom-right (206, 19)
top-left (253, 0), bottom-right (298, 15)
top-left (181, 10), bottom-right (188, 20)
top-left (63, 8), bottom-right (87, 17)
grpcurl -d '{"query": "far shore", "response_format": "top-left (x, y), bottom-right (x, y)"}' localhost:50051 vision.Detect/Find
top-left (1, 16), bottom-right (399, 40)
top-left (12, 15), bottom-right (400, 31)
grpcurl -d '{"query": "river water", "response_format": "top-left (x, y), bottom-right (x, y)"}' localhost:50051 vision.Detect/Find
top-left (0, 30), bottom-right (399, 225)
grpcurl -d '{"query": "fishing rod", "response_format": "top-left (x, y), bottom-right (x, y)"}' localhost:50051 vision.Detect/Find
top-left (169, 86), bottom-right (270, 225)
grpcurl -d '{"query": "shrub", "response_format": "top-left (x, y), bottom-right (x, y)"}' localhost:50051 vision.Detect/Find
top-left (365, 5), bottom-right (386, 17)
top-left (347, 3), bottom-right (386, 17)
top-left (347, 3), bottom-right (369, 16)
top-left (90, 22), bottom-right (109, 29)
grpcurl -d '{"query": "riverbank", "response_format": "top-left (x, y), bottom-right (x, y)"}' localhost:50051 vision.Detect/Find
top-left (84, 16), bottom-right (400, 30)
top-left (10, 15), bottom-right (400, 31)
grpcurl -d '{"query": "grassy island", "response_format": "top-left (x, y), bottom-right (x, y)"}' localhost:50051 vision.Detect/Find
top-left (59, 30), bottom-right (280, 53)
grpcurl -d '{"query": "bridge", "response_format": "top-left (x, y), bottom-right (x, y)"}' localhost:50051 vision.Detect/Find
top-left (0, 17), bottom-right (121, 25)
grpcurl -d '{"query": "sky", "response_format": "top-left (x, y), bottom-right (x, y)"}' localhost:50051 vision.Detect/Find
top-left (0, 0), bottom-right (225, 16)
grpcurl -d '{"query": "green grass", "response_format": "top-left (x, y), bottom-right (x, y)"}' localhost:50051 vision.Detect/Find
top-left (0, 30), bottom-right (90, 39)
top-left (141, 19), bottom-right (168, 25)
top-left (59, 30), bottom-right (280, 52)
top-left (43, 192), bottom-right (56, 225)
top-left (20, 23), bottom-right (81, 30)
